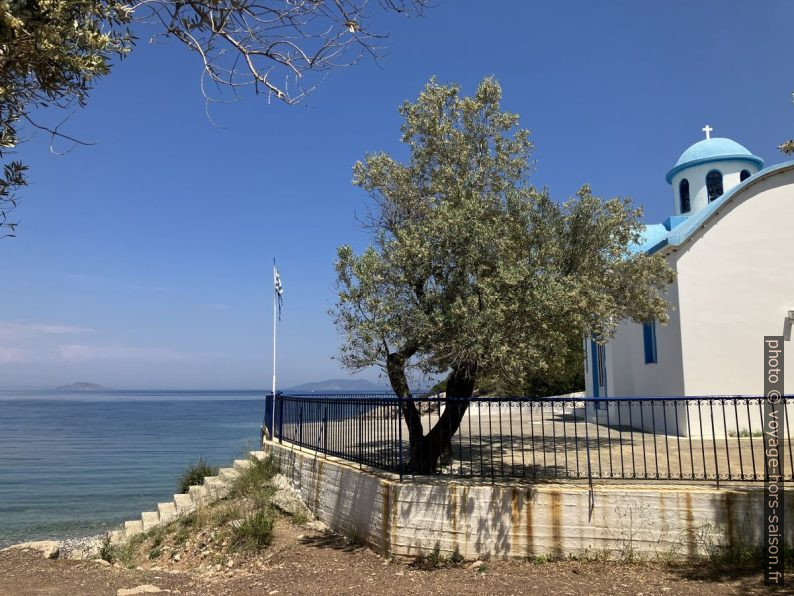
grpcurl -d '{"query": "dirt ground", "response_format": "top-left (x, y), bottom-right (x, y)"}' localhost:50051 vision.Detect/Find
top-left (0, 519), bottom-right (785, 596)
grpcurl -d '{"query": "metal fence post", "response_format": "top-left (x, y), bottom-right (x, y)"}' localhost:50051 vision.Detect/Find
top-left (277, 392), bottom-right (283, 444)
top-left (298, 405), bottom-right (303, 450)
top-left (709, 398), bottom-right (720, 489)
top-left (323, 406), bottom-right (328, 454)
top-left (357, 404), bottom-right (363, 468)
top-left (397, 394), bottom-right (404, 481)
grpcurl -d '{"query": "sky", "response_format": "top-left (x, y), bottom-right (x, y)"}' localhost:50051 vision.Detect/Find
top-left (2, 0), bottom-right (793, 389)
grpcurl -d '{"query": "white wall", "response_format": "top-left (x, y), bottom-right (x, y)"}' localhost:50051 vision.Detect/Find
top-left (674, 165), bottom-right (794, 396)
top-left (671, 159), bottom-right (760, 216)
top-left (266, 439), bottom-right (794, 560)
top-left (584, 276), bottom-right (685, 399)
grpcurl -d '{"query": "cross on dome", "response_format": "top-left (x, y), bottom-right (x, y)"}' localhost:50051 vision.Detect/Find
top-left (702, 124), bottom-right (713, 140)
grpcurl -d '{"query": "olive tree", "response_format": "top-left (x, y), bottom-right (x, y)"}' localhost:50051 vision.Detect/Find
top-left (332, 77), bottom-right (674, 473)
top-left (0, 0), bottom-right (430, 238)
top-left (0, 0), bottom-right (133, 238)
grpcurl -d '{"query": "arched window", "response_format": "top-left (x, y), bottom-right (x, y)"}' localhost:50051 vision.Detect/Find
top-left (740, 169), bottom-right (751, 182)
top-left (706, 170), bottom-right (723, 202)
top-left (679, 178), bottom-right (690, 213)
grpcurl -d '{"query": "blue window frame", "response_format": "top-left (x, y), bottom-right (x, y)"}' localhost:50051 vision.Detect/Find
top-left (590, 339), bottom-right (607, 398)
top-left (643, 321), bottom-right (657, 364)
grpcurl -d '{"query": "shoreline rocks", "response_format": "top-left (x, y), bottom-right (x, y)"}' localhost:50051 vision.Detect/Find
top-left (2, 540), bottom-right (60, 559)
top-left (60, 534), bottom-right (105, 560)
top-left (2, 533), bottom-right (106, 561)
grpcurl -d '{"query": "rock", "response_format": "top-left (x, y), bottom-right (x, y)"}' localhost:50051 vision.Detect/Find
top-left (468, 560), bottom-right (484, 570)
top-left (117, 586), bottom-right (169, 595)
top-left (59, 535), bottom-right (104, 559)
top-left (116, 584), bottom-right (171, 596)
top-left (2, 540), bottom-right (59, 559)
top-left (304, 520), bottom-right (328, 532)
top-left (269, 474), bottom-right (292, 491)
top-left (270, 486), bottom-right (313, 519)
top-left (96, 559), bottom-right (111, 566)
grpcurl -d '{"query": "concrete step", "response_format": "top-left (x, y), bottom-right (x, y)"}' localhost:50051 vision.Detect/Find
top-left (204, 476), bottom-right (229, 498)
top-left (173, 493), bottom-right (193, 513)
top-left (141, 511), bottom-right (160, 531)
top-left (188, 484), bottom-right (209, 505)
top-left (233, 459), bottom-right (253, 472)
top-left (124, 520), bottom-right (143, 538)
top-left (249, 450), bottom-right (267, 461)
top-left (157, 502), bottom-right (177, 523)
top-left (218, 467), bottom-right (240, 482)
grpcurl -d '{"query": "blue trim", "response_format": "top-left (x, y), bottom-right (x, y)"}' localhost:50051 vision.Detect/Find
top-left (665, 154), bottom-right (764, 184)
top-left (647, 161), bottom-right (794, 255)
top-left (662, 215), bottom-right (688, 231)
top-left (590, 339), bottom-right (600, 398)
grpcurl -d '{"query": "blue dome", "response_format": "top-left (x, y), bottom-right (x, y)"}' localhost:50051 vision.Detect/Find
top-left (666, 137), bottom-right (764, 183)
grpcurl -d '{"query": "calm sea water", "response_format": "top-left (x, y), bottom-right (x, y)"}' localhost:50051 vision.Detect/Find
top-left (0, 390), bottom-right (265, 546)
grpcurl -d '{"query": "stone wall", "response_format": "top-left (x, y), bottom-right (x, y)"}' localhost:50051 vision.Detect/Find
top-left (265, 439), bottom-right (794, 561)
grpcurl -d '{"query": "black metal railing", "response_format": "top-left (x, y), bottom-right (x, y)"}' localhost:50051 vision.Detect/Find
top-left (266, 393), bottom-right (792, 485)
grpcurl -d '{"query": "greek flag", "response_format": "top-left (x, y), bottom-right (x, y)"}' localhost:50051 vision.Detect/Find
top-left (274, 266), bottom-right (284, 320)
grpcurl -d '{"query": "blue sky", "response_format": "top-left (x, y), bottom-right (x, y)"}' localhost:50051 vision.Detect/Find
top-left (2, 0), bottom-right (792, 389)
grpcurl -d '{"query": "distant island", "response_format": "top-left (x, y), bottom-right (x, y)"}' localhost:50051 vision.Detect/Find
top-left (54, 382), bottom-right (107, 391)
top-left (286, 378), bottom-right (385, 392)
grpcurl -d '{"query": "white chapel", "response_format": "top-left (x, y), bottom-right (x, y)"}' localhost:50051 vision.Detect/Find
top-left (584, 127), bottom-right (794, 401)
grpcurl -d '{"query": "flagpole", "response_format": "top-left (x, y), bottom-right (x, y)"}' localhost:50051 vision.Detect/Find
top-left (271, 260), bottom-right (277, 438)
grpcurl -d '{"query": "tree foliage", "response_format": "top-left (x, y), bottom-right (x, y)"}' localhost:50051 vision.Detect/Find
top-left (0, 0), bottom-right (133, 237)
top-left (332, 77), bottom-right (675, 472)
top-left (0, 0), bottom-right (429, 238)
top-left (134, 0), bottom-right (429, 105)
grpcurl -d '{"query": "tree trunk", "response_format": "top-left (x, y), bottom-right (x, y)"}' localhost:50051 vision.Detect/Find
top-left (386, 352), bottom-right (476, 475)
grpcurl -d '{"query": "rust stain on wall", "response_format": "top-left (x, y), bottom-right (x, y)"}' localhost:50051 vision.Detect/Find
top-left (449, 485), bottom-right (458, 533)
top-left (684, 492), bottom-right (696, 558)
top-left (461, 485), bottom-right (470, 558)
top-left (314, 460), bottom-right (324, 510)
top-left (449, 484), bottom-right (459, 555)
top-left (382, 482), bottom-right (391, 552)
top-left (524, 489), bottom-right (535, 555)
top-left (550, 490), bottom-right (563, 557)
top-left (509, 488), bottom-right (521, 556)
top-left (722, 492), bottom-right (736, 548)
top-left (390, 483), bottom-right (400, 557)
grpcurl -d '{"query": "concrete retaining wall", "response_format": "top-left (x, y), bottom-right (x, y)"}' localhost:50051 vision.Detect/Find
top-left (265, 439), bottom-right (794, 561)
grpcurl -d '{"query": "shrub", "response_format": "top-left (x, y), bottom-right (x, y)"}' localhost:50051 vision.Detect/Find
top-left (178, 457), bottom-right (218, 494)
top-left (99, 536), bottom-right (114, 563)
top-left (231, 456), bottom-right (278, 498)
top-left (104, 533), bottom-right (145, 568)
top-left (210, 503), bottom-right (243, 527)
top-left (230, 509), bottom-right (275, 551)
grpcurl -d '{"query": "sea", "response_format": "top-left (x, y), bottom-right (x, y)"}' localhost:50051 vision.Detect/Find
top-left (0, 389), bottom-right (265, 547)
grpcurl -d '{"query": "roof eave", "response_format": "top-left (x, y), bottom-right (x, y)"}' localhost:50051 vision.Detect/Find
top-left (650, 160), bottom-right (794, 256)
top-left (665, 154), bottom-right (765, 184)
